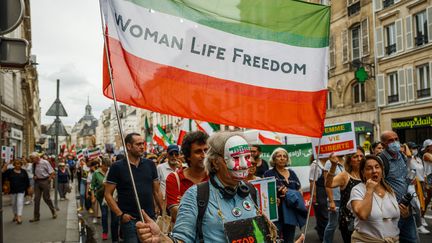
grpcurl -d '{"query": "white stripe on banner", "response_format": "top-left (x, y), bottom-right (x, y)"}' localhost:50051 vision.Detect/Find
top-left (104, 0), bottom-right (328, 92)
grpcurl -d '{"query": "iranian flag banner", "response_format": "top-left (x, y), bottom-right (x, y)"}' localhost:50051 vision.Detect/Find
top-left (153, 124), bottom-right (172, 149)
top-left (101, 0), bottom-right (330, 137)
top-left (177, 118), bottom-right (192, 145)
top-left (195, 120), bottom-right (219, 136)
top-left (87, 148), bottom-right (101, 159)
top-left (77, 149), bottom-right (85, 160)
top-left (258, 131), bottom-right (283, 145)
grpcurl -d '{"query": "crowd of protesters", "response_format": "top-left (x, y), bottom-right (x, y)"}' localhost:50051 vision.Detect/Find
top-left (2, 129), bottom-right (432, 243)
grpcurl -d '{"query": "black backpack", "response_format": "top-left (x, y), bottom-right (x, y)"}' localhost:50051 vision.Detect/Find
top-left (196, 181), bottom-right (258, 243)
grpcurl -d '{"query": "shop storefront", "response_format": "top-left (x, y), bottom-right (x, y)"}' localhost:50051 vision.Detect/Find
top-left (354, 121), bottom-right (374, 153)
top-left (392, 114), bottom-right (432, 146)
top-left (9, 127), bottom-right (23, 158)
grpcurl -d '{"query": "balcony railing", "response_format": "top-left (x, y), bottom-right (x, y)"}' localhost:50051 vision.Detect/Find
top-left (348, 2), bottom-right (361, 16)
top-left (386, 44), bottom-right (396, 55)
top-left (416, 34), bottom-right (429, 46)
top-left (383, 0), bottom-right (394, 9)
top-left (417, 88), bottom-right (431, 98)
top-left (388, 94), bottom-right (399, 103)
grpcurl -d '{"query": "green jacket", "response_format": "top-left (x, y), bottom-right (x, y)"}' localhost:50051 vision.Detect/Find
top-left (90, 169), bottom-right (106, 203)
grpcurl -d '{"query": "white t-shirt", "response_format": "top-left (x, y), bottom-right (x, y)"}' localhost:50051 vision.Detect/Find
top-left (348, 183), bottom-right (400, 239)
top-left (409, 156), bottom-right (425, 181)
top-left (157, 162), bottom-right (176, 199)
top-left (309, 160), bottom-right (324, 181)
top-left (423, 153), bottom-right (432, 177)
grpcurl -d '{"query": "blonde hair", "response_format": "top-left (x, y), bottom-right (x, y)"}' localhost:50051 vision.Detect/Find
top-left (269, 147), bottom-right (290, 167)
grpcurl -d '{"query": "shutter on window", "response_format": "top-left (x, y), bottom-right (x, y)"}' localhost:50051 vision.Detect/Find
top-left (430, 62), bottom-right (432, 93)
top-left (427, 7), bottom-right (432, 43)
top-left (398, 69), bottom-right (406, 103)
top-left (406, 16), bottom-right (413, 50)
top-left (395, 19), bottom-right (404, 53)
top-left (329, 35), bottom-right (336, 68)
top-left (376, 27), bottom-right (384, 58)
top-left (394, 0), bottom-right (400, 3)
top-left (405, 67), bottom-right (414, 102)
top-left (377, 74), bottom-right (386, 107)
top-left (362, 18), bottom-right (370, 56)
top-left (342, 30), bottom-right (349, 63)
top-left (374, 0), bottom-right (382, 12)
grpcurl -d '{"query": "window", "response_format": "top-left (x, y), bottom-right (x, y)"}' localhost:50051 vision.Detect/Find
top-left (383, 0), bottom-right (394, 9)
top-left (329, 35), bottom-right (335, 68)
top-left (385, 24), bottom-right (396, 55)
top-left (415, 11), bottom-right (428, 46)
top-left (347, 0), bottom-right (361, 16)
top-left (388, 72), bottom-right (399, 103)
top-left (353, 83), bottom-right (365, 104)
top-left (351, 26), bottom-right (361, 61)
top-left (327, 90), bottom-right (333, 110)
top-left (416, 64), bottom-right (431, 98)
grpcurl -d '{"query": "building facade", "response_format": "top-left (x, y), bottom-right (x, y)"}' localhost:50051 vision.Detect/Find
top-left (0, 0), bottom-right (41, 158)
top-left (325, 0), bottom-right (377, 147)
top-left (374, 0), bottom-right (432, 145)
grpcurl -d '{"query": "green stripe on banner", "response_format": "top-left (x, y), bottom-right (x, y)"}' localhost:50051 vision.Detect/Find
top-left (260, 143), bottom-right (313, 167)
top-left (323, 123), bottom-right (353, 136)
top-left (267, 180), bottom-right (278, 220)
top-left (127, 0), bottom-right (330, 48)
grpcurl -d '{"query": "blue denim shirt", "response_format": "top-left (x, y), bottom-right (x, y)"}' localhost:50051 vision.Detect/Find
top-left (172, 177), bottom-right (259, 242)
top-left (382, 150), bottom-right (408, 201)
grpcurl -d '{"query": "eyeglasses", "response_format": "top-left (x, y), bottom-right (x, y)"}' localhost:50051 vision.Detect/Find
top-left (169, 152), bottom-right (180, 156)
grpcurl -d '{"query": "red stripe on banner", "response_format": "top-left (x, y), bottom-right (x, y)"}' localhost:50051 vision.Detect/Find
top-left (177, 130), bottom-right (187, 146)
top-left (103, 38), bottom-right (326, 137)
top-left (315, 140), bottom-right (355, 154)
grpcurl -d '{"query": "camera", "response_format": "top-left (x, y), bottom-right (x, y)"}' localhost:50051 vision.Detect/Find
top-left (399, 193), bottom-right (413, 207)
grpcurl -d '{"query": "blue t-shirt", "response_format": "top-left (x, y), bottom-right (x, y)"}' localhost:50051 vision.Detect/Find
top-left (172, 177), bottom-right (259, 242)
top-left (106, 158), bottom-right (158, 219)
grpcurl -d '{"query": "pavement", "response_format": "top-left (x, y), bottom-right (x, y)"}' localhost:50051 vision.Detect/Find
top-left (2, 182), bottom-right (79, 243)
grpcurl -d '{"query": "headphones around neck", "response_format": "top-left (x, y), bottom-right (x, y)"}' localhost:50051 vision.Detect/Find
top-left (209, 175), bottom-right (250, 199)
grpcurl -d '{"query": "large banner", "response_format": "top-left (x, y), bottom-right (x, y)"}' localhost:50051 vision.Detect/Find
top-left (259, 143), bottom-right (313, 167)
top-left (311, 121), bottom-right (357, 158)
top-left (101, 0), bottom-right (330, 137)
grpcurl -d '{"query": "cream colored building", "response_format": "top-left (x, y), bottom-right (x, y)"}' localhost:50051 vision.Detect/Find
top-left (325, 0), bottom-right (377, 147)
top-left (0, 0), bottom-right (41, 158)
top-left (374, 0), bottom-right (432, 144)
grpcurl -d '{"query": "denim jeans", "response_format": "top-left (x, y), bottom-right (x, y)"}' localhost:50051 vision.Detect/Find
top-left (111, 210), bottom-right (119, 242)
top-left (99, 201), bottom-right (109, 234)
top-left (79, 180), bottom-right (86, 207)
top-left (323, 200), bottom-right (340, 243)
top-left (120, 219), bottom-right (139, 243)
top-left (398, 214), bottom-right (418, 243)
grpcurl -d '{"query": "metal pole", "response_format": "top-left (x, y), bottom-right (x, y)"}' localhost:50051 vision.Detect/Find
top-left (0, 94), bottom-right (3, 243)
top-left (303, 138), bottom-right (322, 242)
top-left (54, 79), bottom-right (59, 210)
top-left (372, 1), bottom-right (381, 137)
top-left (98, 0), bottom-right (144, 222)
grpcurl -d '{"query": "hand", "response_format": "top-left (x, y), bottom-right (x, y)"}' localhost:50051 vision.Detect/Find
top-left (278, 186), bottom-right (288, 198)
top-left (399, 204), bottom-right (410, 218)
top-left (328, 201), bottom-right (336, 212)
top-left (295, 233), bottom-right (305, 243)
top-left (276, 198), bottom-right (281, 207)
top-left (121, 213), bottom-right (136, 223)
top-left (365, 179), bottom-right (378, 192)
top-left (329, 153), bottom-right (338, 165)
top-left (136, 210), bottom-right (161, 243)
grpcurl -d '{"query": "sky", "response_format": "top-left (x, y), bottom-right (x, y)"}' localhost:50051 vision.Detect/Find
top-left (31, 0), bottom-right (111, 126)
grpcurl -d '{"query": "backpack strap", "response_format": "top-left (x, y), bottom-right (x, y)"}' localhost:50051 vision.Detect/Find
top-left (196, 181), bottom-right (210, 243)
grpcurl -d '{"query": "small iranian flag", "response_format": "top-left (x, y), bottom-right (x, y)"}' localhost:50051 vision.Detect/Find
top-left (195, 121), bottom-right (220, 136)
top-left (258, 131), bottom-right (283, 145)
top-left (87, 148), bottom-right (101, 159)
top-left (77, 149), bottom-right (85, 160)
top-left (177, 119), bottom-right (192, 145)
top-left (153, 124), bottom-right (172, 149)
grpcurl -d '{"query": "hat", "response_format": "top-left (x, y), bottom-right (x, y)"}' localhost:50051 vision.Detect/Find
top-left (167, 144), bottom-right (179, 154)
top-left (59, 162), bottom-right (66, 166)
top-left (422, 139), bottom-right (432, 151)
top-left (406, 142), bottom-right (418, 149)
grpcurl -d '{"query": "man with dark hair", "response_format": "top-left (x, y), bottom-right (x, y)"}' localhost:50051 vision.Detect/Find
top-left (251, 145), bottom-right (269, 177)
top-left (104, 133), bottom-right (163, 242)
top-left (165, 131), bottom-right (209, 223)
top-left (380, 131), bottom-right (416, 243)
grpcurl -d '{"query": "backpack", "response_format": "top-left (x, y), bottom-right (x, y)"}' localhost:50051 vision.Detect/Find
top-left (378, 151), bottom-right (408, 178)
top-left (196, 181), bottom-right (258, 243)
